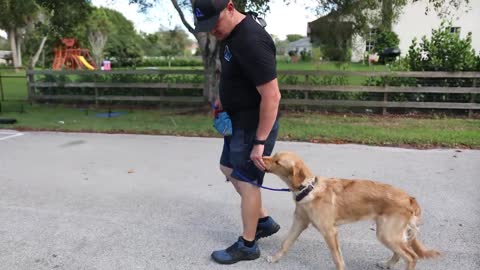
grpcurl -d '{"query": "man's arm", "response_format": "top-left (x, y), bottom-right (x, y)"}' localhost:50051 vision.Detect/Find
top-left (256, 78), bottom-right (281, 140)
top-left (250, 78), bottom-right (281, 171)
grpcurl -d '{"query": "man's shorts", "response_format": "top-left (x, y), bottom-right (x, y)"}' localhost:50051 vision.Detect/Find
top-left (220, 120), bottom-right (279, 186)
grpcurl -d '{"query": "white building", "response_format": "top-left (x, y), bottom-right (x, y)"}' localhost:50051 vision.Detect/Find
top-left (286, 37), bottom-right (313, 55)
top-left (351, 1), bottom-right (480, 62)
top-left (0, 50), bottom-right (12, 65)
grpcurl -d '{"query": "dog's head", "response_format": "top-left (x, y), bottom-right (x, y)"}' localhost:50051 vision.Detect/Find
top-left (263, 151), bottom-right (313, 190)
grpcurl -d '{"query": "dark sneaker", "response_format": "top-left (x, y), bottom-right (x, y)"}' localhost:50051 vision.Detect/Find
top-left (211, 237), bottom-right (260, 264)
top-left (255, 216), bottom-right (280, 240)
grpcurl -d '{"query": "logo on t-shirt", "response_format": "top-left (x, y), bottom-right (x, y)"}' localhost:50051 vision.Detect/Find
top-left (195, 8), bottom-right (204, 18)
top-left (224, 45), bottom-right (232, 62)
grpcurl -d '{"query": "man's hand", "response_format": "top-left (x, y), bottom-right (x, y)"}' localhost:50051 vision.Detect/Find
top-left (214, 99), bottom-right (223, 111)
top-left (250, 144), bottom-right (266, 171)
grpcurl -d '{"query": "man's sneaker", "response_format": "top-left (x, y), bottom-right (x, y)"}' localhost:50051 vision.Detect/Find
top-left (211, 237), bottom-right (260, 264)
top-left (255, 216), bottom-right (281, 240)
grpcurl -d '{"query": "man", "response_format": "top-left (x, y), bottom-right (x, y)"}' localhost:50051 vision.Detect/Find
top-left (193, 0), bottom-right (282, 265)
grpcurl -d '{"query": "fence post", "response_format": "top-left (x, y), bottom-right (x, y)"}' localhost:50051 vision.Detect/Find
top-left (383, 76), bottom-right (388, 115)
top-left (94, 73), bottom-right (99, 108)
top-left (0, 70), bottom-right (4, 102)
top-left (26, 68), bottom-right (35, 104)
top-left (303, 74), bottom-right (310, 111)
top-left (304, 74), bottom-right (309, 100)
top-left (95, 88), bottom-right (99, 107)
top-left (469, 78), bottom-right (477, 118)
top-left (0, 69), bottom-right (2, 112)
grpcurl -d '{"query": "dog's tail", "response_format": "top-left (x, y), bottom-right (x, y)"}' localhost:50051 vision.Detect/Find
top-left (407, 197), bottom-right (441, 259)
top-left (410, 238), bottom-right (441, 259)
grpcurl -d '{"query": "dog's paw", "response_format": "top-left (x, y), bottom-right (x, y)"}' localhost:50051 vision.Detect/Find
top-left (376, 262), bottom-right (392, 269)
top-left (267, 255), bottom-right (279, 263)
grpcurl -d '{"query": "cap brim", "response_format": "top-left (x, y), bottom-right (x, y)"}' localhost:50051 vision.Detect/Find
top-left (194, 15), bottom-right (219, 33)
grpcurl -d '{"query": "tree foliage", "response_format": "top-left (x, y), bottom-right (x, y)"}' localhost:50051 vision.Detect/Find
top-left (35, 0), bottom-right (93, 38)
top-left (141, 26), bottom-right (192, 57)
top-left (374, 30), bottom-right (400, 54)
top-left (286, 34), bottom-right (304, 43)
top-left (0, 0), bottom-right (92, 67)
top-left (100, 8), bottom-right (144, 66)
top-left (0, 0), bottom-right (40, 31)
top-left (0, 0), bottom-right (41, 67)
top-left (86, 7), bottom-right (112, 65)
top-left (0, 36), bottom-right (9, 50)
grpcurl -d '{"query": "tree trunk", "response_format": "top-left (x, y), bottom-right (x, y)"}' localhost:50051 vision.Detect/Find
top-left (381, 0), bottom-right (393, 31)
top-left (196, 32), bottom-right (220, 103)
top-left (88, 30), bottom-right (108, 67)
top-left (28, 36), bottom-right (47, 68)
top-left (169, 0), bottom-right (223, 103)
top-left (8, 29), bottom-right (21, 69)
top-left (16, 33), bottom-right (22, 67)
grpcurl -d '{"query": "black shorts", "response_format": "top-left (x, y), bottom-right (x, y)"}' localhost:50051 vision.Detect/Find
top-left (220, 120), bottom-right (279, 186)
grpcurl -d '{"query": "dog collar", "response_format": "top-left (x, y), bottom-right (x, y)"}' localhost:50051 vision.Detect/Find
top-left (295, 177), bottom-right (317, 202)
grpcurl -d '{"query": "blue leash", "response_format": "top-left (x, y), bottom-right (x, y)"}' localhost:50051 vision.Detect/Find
top-left (233, 170), bottom-right (291, 192)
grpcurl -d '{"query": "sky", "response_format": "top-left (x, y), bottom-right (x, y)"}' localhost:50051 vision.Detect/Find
top-left (90, 0), bottom-right (319, 40)
top-left (0, 0), bottom-right (318, 41)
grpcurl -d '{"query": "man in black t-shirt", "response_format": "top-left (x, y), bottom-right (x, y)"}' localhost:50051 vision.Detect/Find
top-left (194, 0), bottom-right (282, 265)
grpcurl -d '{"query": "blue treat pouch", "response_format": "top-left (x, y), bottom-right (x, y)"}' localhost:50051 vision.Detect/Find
top-left (214, 111), bottom-right (232, 136)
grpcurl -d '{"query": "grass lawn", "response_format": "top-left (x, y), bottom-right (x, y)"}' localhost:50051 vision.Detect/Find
top-left (1, 105), bottom-right (479, 149)
top-left (1, 64), bottom-right (478, 149)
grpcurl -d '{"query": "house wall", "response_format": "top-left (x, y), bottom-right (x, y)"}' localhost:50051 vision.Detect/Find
top-left (351, 34), bottom-right (366, 62)
top-left (393, 1), bottom-right (480, 56)
top-left (351, 1), bottom-right (479, 62)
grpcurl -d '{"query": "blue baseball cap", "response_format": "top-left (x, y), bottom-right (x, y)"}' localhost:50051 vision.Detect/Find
top-left (193, 0), bottom-right (229, 32)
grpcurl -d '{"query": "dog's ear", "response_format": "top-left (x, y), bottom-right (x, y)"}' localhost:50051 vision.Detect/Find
top-left (292, 160), bottom-right (308, 189)
top-left (277, 158), bottom-right (292, 169)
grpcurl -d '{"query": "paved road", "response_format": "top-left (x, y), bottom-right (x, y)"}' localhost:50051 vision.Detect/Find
top-left (1, 130), bottom-right (479, 270)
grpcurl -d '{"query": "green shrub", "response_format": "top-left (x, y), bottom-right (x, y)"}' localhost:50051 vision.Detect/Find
top-left (406, 22), bottom-right (479, 72)
top-left (140, 57), bottom-right (203, 67)
top-left (35, 72), bottom-right (204, 98)
top-left (322, 46), bottom-right (351, 62)
top-left (312, 47), bottom-right (322, 61)
top-left (374, 30), bottom-right (400, 54)
top-left (300, 49), bottom-right (312, 62)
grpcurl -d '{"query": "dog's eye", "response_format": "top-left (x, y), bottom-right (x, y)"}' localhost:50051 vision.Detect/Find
top-left (275, 160), bottom-right (280, 165)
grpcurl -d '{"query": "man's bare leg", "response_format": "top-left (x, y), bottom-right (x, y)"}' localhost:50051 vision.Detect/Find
top-left (220, 165), bottom-right (265, 240)
top-left (220, 165), bottom-right (268, 218)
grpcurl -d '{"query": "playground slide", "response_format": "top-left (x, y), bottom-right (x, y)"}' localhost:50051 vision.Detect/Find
top-left (76, 55), bottom-right (95, 70)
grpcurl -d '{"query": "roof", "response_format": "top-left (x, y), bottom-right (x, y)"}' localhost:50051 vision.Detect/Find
top-left (288, 37), bottom-right (312, 48)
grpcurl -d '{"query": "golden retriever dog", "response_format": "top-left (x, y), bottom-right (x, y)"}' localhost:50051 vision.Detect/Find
top-left (263, 151), bottom-right (440, 270)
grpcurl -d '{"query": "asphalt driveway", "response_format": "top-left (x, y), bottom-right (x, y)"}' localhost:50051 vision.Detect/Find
top-left (1, 130), bottom-right (479, 270)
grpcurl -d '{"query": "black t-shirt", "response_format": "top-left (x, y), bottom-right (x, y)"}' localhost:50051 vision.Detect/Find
top-left (219, 14), bottom-right (277, 129)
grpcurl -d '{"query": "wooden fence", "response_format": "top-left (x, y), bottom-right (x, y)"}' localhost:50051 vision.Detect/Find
top-left (26, 69), bottom-right (480, 116)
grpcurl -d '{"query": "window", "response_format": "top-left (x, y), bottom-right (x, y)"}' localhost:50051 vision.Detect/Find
top-left (365, 28), bottom-right (378, 52)
top-left (366, 40), bottom-right (375, 52)
top-left (449, 27), bottom-right (461, 35)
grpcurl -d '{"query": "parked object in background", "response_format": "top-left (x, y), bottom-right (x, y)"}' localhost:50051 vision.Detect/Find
top-left (0, 51), bottom-right (12, 65)
top-left (52, 38), bottom-right (97, 70)
top-left (368, 53), bottom-right (379, 65)
top-left (0, 118), bottom-right (17, 124)
top-left (379, 48), bottom-right (401, 63)
top-left (102, 60), bottom-right (111, 71)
